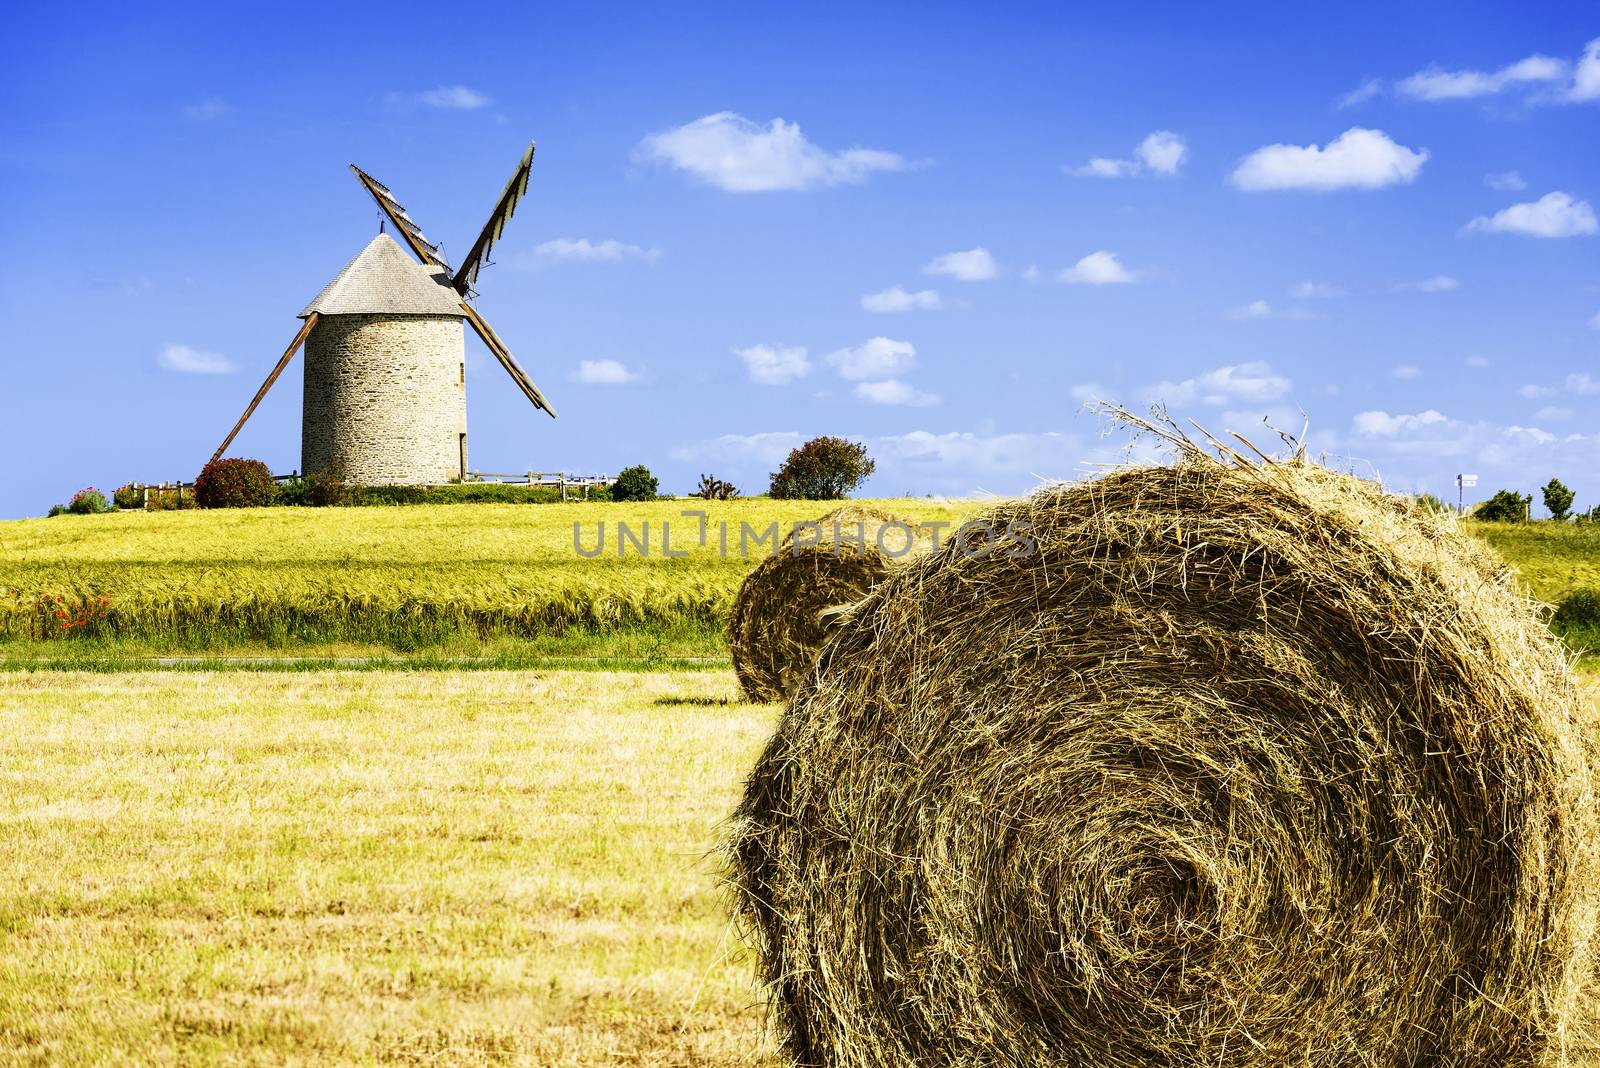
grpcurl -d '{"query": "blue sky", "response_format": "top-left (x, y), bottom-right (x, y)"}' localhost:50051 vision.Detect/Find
top-left (2, 2), bottom-right (1596, 519)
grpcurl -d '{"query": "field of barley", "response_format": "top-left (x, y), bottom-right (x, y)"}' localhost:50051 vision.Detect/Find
top-left (0, 500), bottom-right (973, 658)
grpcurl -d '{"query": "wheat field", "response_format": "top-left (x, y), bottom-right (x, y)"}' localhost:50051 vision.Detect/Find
top-left (0, 501), bottom-right (974, 655)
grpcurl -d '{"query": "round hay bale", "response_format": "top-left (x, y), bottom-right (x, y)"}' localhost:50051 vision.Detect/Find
top-left (727, 506), bottom-right (928, 703)
top-left (731, 453), bottom-right (1599, 1067)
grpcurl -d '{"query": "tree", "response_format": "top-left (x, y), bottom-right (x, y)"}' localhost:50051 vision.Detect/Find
top-left (1474, 488), bottom-right (1531, 522)
top-left (1542, 478), bottom-right (1576, 522)
top-left (611, 464), bottom-right (659, 502)
top-left (769, 436), bottom-right (877, 500)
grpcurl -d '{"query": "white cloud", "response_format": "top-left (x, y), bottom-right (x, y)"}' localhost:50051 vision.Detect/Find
top-left (1226, 299), bottom-right (1273, 320)
top-left (1136, 131), bottom-right (1187, 174)
top-left (1466, 192), bottom-right (1598, 238)
top-left (1058, 250), bottom-right (1135, 285)
top-left (1519, 383), bottom-right (1558, 399)
top-left (860, 286), bottom-right (941, 313)
top-left (1537, 406), bottom-right (1575, 421)
top-left (417, 85), bottom-right (491, 109)
top-left (871, 429), bottom-right (1088, 485)
top-left (734, 343), bottom-right (811, 385)
top-left (1466, 354), bottom-right (1490, 367)
top-left (1066, 130), bottom-right (1186, 178)
top-left (572, 359), bottom-right (638, 385)
top-left (853, 379), bottom-right (941, 407)
top-left (1570, 38), bottom-right (1600, 102)
top-left (634, 112), bottom-right (906, 192)
top-left (1398, 54), bottom-right (1566, 101)
top-left (1569, 373), bottom-right (1600, 395)
top-left (158, 343), bottom-right (235, 374)
top-left (827, 337), bottom-right (916, 380)
top-left (1291, 281), bottom-right (1345, 299)
top-left (1229, 128), bottom-right (1427, 192)
top-left (1392, 275), bottom-right (1460, 293)
top-left (1503, 425), bottom-right (1556, 446)
top-left (1590, 311), bottom-right (1600, 330)
top-left (1391, 364), bottom-right (1422, 380)
top-left (1146, 361), bottom-right (1291, 407)
top-left (1338, 78), bottom-right (1384, 108)
top-left (1485, 171), bottom-right (1527, 191)
top-left (181, 98), bottom-right (230, 121)
top-left (1067, 157), bottom-right (1139, 178)
top-left (520, 238), bottom-right (661, 266)
top-left (924, 247), bottom-right (998, 281)
top-left (670, 431), bottom-right (804, 468)
top-left (1021, 264), bottom-right (1041, 283)
top-left (1352, 408), bottom-right (1449, 436)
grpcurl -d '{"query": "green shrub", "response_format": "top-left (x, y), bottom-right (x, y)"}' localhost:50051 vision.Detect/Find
top-left (1542, 478), bottom-right (1576, 522)
top-left (67, 487), bottom-right (110, 515)
top-left (1474, 489), bottom-right (1531, 522)
top-left (1412, 493), bottom-right (1450, 514)
top-left (693, 474), bottom-right (739, 500)
top-left (274, 475), bottom-right (308, 507)
top-left (770, 436), bottom-right (876, 500)
top-left (46, 504), bottom-right (66, 517)
top-left (195, 458), bottom-right (277, 509)
top-left (350, 483), bottom-right (571, 506)
top-left (113, 483), bottom-right (145, 510)
top-left (147, 487), bottom-right (199, 511)
top-left (611, 465), bottom-right (659, 503)
top-left (305, 463), bottom-right (349, 508)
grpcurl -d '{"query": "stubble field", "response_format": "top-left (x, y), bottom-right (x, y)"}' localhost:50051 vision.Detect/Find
top-left (0, 668), bottom-right (781, 1066)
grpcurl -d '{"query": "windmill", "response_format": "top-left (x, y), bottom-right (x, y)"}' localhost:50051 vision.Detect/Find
top-left (210, 141), bottom-right (555, 485)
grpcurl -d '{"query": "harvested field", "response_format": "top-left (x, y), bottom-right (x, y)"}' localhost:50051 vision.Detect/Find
top-left (0, 669), bottom-right (780, 1066)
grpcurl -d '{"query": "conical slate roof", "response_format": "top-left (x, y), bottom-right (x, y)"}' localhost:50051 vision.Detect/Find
top-left (299, 232), bottom-right (464, 318)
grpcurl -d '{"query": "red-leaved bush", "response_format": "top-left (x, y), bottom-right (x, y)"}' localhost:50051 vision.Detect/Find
top-left (194, 458), bottom-right (277, 509)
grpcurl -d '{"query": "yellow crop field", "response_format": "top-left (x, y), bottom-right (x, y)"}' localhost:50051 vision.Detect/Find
top-left (0, 500), bottom-right (975, 654)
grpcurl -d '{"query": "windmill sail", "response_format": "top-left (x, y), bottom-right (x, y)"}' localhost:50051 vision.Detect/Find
top-left (460, 302), bottom-right (556, 418)
top-left (347, 165), bottom-right (453, 273)
top-left (450, 141), bottom-right (535, 296)
top-left (209, 313), bottom-right (321, 463)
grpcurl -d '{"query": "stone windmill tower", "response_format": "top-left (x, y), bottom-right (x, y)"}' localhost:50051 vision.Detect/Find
top-left (210, 142), bottom-right (555, 484)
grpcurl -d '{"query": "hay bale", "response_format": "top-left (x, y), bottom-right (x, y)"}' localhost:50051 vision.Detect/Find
top-left (731, 445), bottom-right (1599, 1066)
top-left (727, 506), bottom-right (927, 703)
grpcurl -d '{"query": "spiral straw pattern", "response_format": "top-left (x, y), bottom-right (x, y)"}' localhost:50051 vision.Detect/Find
top-left (727, 506), bottom-right (926, 703)
top-left (731, 451), bottom-right (1598, 1067)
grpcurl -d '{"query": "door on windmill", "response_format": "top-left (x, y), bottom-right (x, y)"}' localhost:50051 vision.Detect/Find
top-left (459, 434), bottom-right (468, 480)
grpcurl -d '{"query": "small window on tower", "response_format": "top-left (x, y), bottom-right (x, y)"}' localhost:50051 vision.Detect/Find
top-left (459, 363), bottom-right (465, 385)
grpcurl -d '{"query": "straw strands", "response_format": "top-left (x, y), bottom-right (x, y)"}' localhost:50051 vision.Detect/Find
top-left (731, 429), bottom-right (1599, 1067)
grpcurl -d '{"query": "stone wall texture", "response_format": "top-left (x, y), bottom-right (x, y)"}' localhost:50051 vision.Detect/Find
top-left (302, 313), bottom-right (467, 485)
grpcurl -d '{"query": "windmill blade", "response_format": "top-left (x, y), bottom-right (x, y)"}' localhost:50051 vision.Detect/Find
top-left (450, 141), bottom-right (535, 296)
top-left (460, 302), bottom-right (556, 418)
top-left (348, 164), bottom-right (453, 272)
top-left (209, 313), bottom-right (320, 464)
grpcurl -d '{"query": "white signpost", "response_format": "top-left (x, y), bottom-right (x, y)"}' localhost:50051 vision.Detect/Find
top-left (1456, 473), bottom-right (1479, 516)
